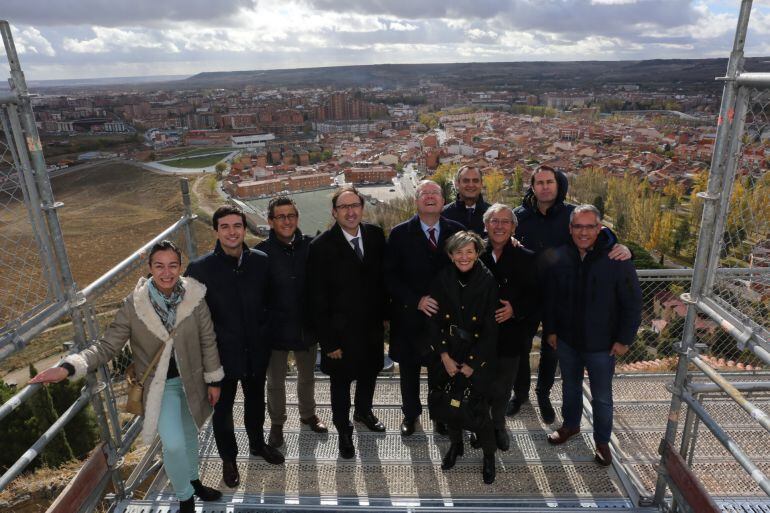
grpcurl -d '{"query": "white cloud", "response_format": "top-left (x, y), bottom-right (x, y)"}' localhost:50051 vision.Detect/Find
top-left (12, 26), bottom-right (56, 57)
top-left (0, 0), bottom-right (767, 80)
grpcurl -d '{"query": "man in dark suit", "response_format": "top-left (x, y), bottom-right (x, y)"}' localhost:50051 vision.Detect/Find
top-left (185, 205), bottom-right (284, 489)
top-left (305, 186), bottom-right (388, 459)
top-left (441, 165), bottom-right (490, 236)
top-left (385, 180), bottom-right (465, 437)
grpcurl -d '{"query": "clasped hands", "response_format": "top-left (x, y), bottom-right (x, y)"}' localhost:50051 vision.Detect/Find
top-left (441, 352), bottom-right (473, 378)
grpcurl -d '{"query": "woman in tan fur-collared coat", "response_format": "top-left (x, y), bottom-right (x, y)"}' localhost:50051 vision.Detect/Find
top-left (31, 241), bottom-right (225, 513)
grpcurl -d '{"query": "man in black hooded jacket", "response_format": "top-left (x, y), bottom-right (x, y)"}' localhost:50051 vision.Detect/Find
top-left (510, 165), bottom-right (631, 423)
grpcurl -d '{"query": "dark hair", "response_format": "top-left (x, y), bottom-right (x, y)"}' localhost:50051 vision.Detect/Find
top-left (455, 165), bottom-right (482, 183)
top-left (267, 196), bottom-right (299, 219)
top-left (148, 240), bottom-right (182, 265)
top-left (331, 186), bottom-right (364, 208)
top-left (212, 205), bottom-right (247, 230)
top-left (530, 165), bottom-right (556, 186)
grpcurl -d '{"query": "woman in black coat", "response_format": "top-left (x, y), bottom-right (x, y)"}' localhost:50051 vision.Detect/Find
top-left (427, 231), bottom-right (499, 484)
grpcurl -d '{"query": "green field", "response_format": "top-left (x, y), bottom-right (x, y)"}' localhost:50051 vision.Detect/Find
top-left (161, 153), bottom-right (230, 168)
top-left (243, 189), bottom-right (337, 236)
top-left (164, 147), bottom-right (234, 158)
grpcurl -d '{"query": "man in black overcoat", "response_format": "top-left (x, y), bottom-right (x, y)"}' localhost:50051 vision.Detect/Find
top-left (384, 179), bottom-right (465, 437)
top-left (441, 164), bottom-right (490, 236)
top-left (185, 205), bottom-right (284, 489)
top-left (305, 186), bottom-right (388, 459)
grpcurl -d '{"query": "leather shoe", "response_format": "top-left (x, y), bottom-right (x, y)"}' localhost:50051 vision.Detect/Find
top-left (434, 421), bottom-right (448, 436)
top-left (469, 432), bottom-right (481, 449)
top-left (595, 442), bottom-right (612, 466)
top-left (338, 428), bottom-right (355, 459)
top-left (505, 397), bottom-right (528, 417)
top-left (191, 479), bottom-right (221, 501)
top-left (547, 425), bottom-right (581, 445)
top-left (353, 411), bottom-right (386, 432)
top-left (400, 418), bottom-right (416, 436)
top-left (222, 460), bottom-right (240, 488)
top-left (538, 396), bottom-right (556, 424)
top-left (179, 496), bottom-right (195, 513)
top-left (301, 415), bottom-right (329, 433)
top-left (441, 442), bottom-right (464, 470)
top-left (250, 444), bottom-right (285, 465)
top-left (268, 424), bottom-right (284, 448)
top-left (482, 454), bottom-right (496, 484)
top-left (495, 429), bottom-right (510, 451)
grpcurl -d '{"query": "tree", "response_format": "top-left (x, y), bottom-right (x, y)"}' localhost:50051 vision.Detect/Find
top-left (429, 163), bottom-right (458, 200)
top-left (593, 195), bottom-right (605, 218)
top-left (511, 166), bottom-right (524, 197)
top-left (26, 365), bottom-right (74, 468)
top-left (483, 169), bottom-right (505, 203)
top-left (673, 218), bottom-right (690, 257)
top-left (50, 378), bottom-right (100, 459)
top-left (215, 162), bottom-right (227, 180)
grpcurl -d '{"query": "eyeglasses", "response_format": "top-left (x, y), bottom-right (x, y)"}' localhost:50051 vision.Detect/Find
top-left (418, 190), bottom-right (441, 197)
top-left (570, 223), bottom-right (599, 231)
top-left (271, 213), bottom-right (298, 222)
top-left (335, 202), bottom-right (362, 211)
top-left (487, 218), bottom-right (513, 226)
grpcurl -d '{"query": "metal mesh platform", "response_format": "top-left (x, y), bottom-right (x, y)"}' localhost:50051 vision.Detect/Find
top-left (115, 373), bottom-right (770, 511)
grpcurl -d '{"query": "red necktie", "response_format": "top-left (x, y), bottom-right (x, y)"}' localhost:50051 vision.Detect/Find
top-left (428, 227), bottom-right (438, 250)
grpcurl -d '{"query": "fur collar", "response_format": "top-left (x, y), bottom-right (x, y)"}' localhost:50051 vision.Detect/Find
top-left (132, 276), bottom-right (206, 341)
top-left (131, 276), bottom-right (207, 445)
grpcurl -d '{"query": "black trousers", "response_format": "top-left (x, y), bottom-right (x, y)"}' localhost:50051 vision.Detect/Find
top-left (513, 335), bottom-right (559, 402)
top-left (399, 361), bottom-right (423, 421)
top-left (330, 372), bottom-right (378, 428)
top-left (492, 355), bottom-right (520, 428)
top-left (213, 370), bottom-right (266, 462)
top-left (449, 420), bottom-right (496, 455)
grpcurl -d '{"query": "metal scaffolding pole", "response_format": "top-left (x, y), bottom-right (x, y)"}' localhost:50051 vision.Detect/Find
top-left (653, 0), bottom-right (755, 505)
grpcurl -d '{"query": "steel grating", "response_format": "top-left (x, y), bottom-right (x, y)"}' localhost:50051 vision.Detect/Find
top-left (129, 372), bottom-right (770, 510)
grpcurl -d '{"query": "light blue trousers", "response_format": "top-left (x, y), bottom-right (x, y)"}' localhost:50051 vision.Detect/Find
top-left (157, 377), bottom-right (199, 501)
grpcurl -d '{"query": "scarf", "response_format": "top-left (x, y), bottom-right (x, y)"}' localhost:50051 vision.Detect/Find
top-left (147, 278), bottom-right (185, 332)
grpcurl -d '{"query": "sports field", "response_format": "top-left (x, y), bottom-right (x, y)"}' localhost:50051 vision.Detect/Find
top-left (242, 189), bottom-right (337, 236)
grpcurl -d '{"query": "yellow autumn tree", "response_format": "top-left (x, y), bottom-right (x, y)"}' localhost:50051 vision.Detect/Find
top-left (483, 168), bottom-right (505, 203)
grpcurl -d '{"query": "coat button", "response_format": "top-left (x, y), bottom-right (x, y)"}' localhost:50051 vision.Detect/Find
top-left (445, 314), bottom-right (450, 319)
top-left (474, 333), bottom-right (479, 338)
top-left (470, 355), bottom-right (474, 360)
top-left (472, 316), bottom-right (477, 321)
top-left (461, 306), bottom-right (465, 310)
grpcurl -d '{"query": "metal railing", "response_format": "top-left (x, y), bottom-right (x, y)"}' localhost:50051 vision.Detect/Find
top-left (653, 1), bottom-right (770, 510)
top-left (0, 18), bottom-right (200, 505)
top-left (0, 3), bottom-right (769, 510)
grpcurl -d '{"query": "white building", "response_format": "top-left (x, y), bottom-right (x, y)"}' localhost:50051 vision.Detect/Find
top-left (231, 133), bottom-right (276, 148)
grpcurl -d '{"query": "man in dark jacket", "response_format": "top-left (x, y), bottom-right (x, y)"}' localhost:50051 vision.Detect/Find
top-left (542, 204), bottom-right (642, 466)
top-left (256, 196), bottom-right (327, 451)
top-left (442, 165), bottom-right (490, 236)
top-left (510, 165), bottom-right (631, 424)
top-left (185, 205), bottom-right (284, 489)
top-left (479, 203), bottom-right (539, 451)
top-left (305, 186), bottom-right (388, 459)
top-left (385, 179), bottom-right (465, 437)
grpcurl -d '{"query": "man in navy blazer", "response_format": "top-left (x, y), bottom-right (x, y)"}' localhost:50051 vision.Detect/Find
top-left (384, 180), bottom-right (465, 437)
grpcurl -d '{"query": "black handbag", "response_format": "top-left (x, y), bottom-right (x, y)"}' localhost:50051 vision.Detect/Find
top-left (428, 374), bottom-right (489, 432)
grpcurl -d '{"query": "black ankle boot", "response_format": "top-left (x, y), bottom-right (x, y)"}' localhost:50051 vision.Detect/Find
top-left (191, 479), bottom-right (222, 501)
top-left (441, 442), bottom-right (464, 470)
top-left (179, 496), bottom-right (195, 513)
top-left (483, 454), bottom-right (496, 484)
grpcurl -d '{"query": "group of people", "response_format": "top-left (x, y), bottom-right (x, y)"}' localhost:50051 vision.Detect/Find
top-left (31, 164), bottom-right (642, 510)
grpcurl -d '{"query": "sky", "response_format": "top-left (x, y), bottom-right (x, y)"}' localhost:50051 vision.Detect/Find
top-left (1, 0), bottom-right (769, 81)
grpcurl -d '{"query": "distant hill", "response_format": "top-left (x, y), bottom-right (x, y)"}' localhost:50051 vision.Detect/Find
top-left (181, 58), bottom-right (770, 93)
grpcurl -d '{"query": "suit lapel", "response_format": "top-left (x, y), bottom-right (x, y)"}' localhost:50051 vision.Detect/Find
top-left (408, 215), bottom-right (434, 255)
top-left (331, 223), bottom-right (363, 267)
